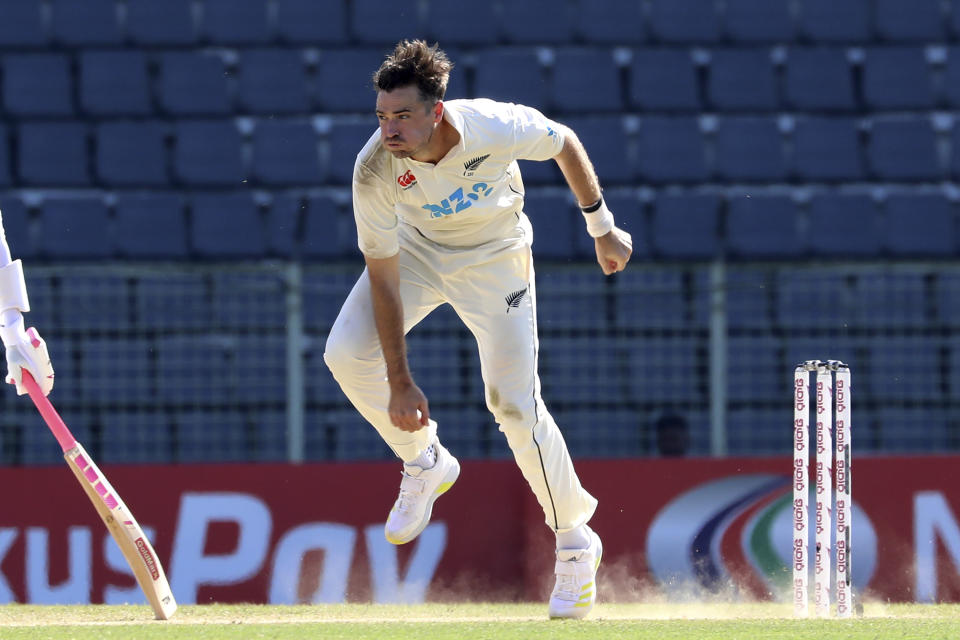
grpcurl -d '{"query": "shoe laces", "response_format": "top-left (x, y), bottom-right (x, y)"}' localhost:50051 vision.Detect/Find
top-left (395, 473), bottom-right (426, 513)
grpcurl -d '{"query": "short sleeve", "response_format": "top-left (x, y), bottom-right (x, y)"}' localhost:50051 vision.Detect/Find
top-left (510, 103), bottom-right (565, 162)
top-left (352, 155), bottom-right (399, 259)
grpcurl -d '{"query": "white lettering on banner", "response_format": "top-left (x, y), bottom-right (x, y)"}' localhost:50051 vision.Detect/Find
top-left (915, 492), bottom-right (960, 602)
top-left (26, 527), bottom-right (91, 604)
top-left (103, 526), bottom-right (156, 605)
top-left (0, 529), bottom-right (17, 603)
top-left (268, 523), bottom-right (356, 604)
top-left (365, 523), bottom-right (447, 604)
top-left (169, 493), bottom-right (272, 604)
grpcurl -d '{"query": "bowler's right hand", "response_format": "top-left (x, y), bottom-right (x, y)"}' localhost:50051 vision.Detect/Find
top-left (388, 379), bottom-right (430, 432)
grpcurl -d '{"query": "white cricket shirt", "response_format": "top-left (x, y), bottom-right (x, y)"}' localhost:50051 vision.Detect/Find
top-left (351, 98), bottom-right (566, 258)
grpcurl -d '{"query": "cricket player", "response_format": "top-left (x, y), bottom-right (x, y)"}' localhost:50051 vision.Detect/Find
top-left (324, 40), bottom-right (632, 619)
top-left (0, 209), bottom-right (55, 397)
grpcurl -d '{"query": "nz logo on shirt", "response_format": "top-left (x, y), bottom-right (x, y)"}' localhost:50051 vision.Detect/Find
top-left (463, 154), bottom-right (490, 177)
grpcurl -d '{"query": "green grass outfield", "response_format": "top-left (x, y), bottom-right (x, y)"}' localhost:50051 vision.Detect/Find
top-left (2, 602), bottom-right (960, 640)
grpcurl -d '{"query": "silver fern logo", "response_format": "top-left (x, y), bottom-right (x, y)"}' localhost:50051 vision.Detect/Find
top-left (463, 154), bottom-right (490, 176)
top-left (505, 286), bottom-right (527, 313)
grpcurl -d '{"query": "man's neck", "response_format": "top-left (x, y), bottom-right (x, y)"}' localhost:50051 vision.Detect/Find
top-left (411, 118), bottom-right (459, 164)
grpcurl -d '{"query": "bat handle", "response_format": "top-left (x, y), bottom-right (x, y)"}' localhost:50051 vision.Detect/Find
top-left (22, 370), bottom-right (76, 453)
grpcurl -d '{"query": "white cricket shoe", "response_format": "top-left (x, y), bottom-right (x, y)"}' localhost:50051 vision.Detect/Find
top-left (549, 528), bottom-right (603, 619)
top-left (384, 442), bottom-right (460, 545)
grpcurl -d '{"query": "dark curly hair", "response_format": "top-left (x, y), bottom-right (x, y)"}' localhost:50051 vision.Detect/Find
top-left (373, 40), bottom-right (453, 104)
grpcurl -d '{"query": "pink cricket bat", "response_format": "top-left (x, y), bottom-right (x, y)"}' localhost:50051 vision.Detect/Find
top-left (21, 371), bottom-right (177, 619)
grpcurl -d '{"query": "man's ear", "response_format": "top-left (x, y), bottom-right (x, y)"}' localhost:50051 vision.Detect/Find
top-left (434, 100), bottom-right (444, 123)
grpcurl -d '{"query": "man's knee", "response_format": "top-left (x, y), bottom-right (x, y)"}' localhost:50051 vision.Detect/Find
top-left (323, 331), bottom-right (371, 379)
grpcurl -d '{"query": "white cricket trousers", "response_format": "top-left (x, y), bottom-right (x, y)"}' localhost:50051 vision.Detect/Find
top-left (323, 222), bottom-right (597, 532)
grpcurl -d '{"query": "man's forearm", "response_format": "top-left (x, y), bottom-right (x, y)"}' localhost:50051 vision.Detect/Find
top-left (368, 270), bottom-right (412, 387)
top-left (553, 128), bottom-right (602, 207)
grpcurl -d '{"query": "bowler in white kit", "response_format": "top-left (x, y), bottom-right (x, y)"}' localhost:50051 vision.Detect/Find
top-left (323, 40), bottom-right (632, 618)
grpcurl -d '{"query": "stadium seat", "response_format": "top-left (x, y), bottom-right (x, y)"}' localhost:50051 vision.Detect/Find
top-left (79, 51), bottom-right (151, 116)
top-left (3, 54), bottom-right (72, 117)
top-left (867, 117), bottom-right (941, 181)
top-left (635, 117), bottom-right (708, 183)
top-left (0, 196), bottom-right (31, 257)
top-left (946, 48), bottom-right (960, 108)
top-left (174, 411), bottom-right (249, 462)
top-left (315, 50), bottom-right (387, 112)
top-left (575, 191), bottom-right (646, 259)
top-left (722, 0), bottom-right (795, 42)
top-left (350, 0), bottom-right (424, 45)
top-left (535, 269), bottom-right (609, 331)
top-left (300, 193), bottom-right (351, 258)
top-left (276, 0), bottom-right (348, 44)
top-left (725, 269), bottom-right (775, 330)
top-left (21, 270), bottom-right (56, 332)
top-left (39, 198), bottom-right (111, 259)
top-left (784, 48), bottom-right (855, 112)
top-left (708, 49), bottom-right (777, 111)
top-left (648, 0), bottom-right (721, 43)
top-left (873, 408), bottom-right (949, 454)
top-left (939, 271), bottom-right (960, 328)
top-left (539, 335), bottom-right (628, 404)
top-left (500, 0), bottom-right (576, 44)
top-left (560, 116), bottom-right (631, 183)
top-left (715, 117), bottom-right (787, 182)
top-left (954, 4), bottom-right (960, 39)
top-left (806, 194), bottom-right (881, 257)
top-left (126, 0), bottom-right (195, 45)
top-left (782, 335), bottom-right (861, 373)
top-left (173, 120), bottom-right (244, 186)
top-left (726, 194), bottom-right (802, 258)
top-left (551, 49), bottom-right (622, 113)
top-left (238, 49), bottom-right (310, 114)
top-left (425, 0), bottom-right (497, 45)
top-left (523, 191), bottom-right (577, 259)
top-left (875, 0), bottom-right (945, 41)
top-left (100, 412), bottom-right (174, 464)
top-left (20, 406), bottom-right (90, 464)
top-left (651, 193), bottom-right (721, 258)
top-left (136, 272), bottom-right (212, 330)
top-left (191, 193), bottom-right (267, 258)
top-left (576, 0), bottom-right (646, 44)
top-left (158, 52), bottom-right (232, 116)
top-left (728, 335), bottom-right (781, 402)
top-left (211, 272), bottom-right (286, 330)
top-left (57, 273), bottom-right (132, 330)
top-left (115, 194), bottom-right (188, 258)
top-left (251, 120), bottom-right (324, 185)
top-left (327, 121), bottom-right (378, 184)
top-left (230, 335), bottom-right (287, 403)
top-left (726, 408), bottom-right (792, 456)
top-left (797, 0), bottom-right (870, 42)
top-left (614, 270), bottom-right (689, 329)
top-left (556, 408), bottom-right (647, 458)
top-left (624, 336), bottom-right (701, 404)
top-left (302, 269), bottom-right (360, 332)
top-left (305, 409), bottom-right (392, 462)
top-left (791, 117), bottom-right (864, 181)
top-left (856, 272), bottom-right (928, 329)
top-left (79, 338), bottom-right (155, 406)
top-left (202, 0), bottom-right (270, 44)
top-left (630, 49), bottom-right (699, 112)
top-left (867, 337), bottom-right (941, 401)
top-left (50, 0), bottom-right (121, 45)
top-left (954, 125), bottom-right (960, 179)
top-left (157, 336), bottom-right (235, 405)
top-left (473, 48), bottom-right (547, 110)
top-left (18, 122), bottom-right (89, 186)
top-left (0, 125), bottom-right (8, 187)
top-left (96, 122), bottom-right (167, 186)
top-left (883, 192), bottom-right (955, 256)
top-left (0, 0), bottom-right (45, 46)
top-left (776, 270), bottom-right (858, 330)
top-left (862, 47), bottom-right (935, 110)
top-left (405, 334), bottom-right (467, 401)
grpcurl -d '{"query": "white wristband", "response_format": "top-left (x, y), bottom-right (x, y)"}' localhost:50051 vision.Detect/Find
top-left (581, 199), bottom-right (615, 238)
top-left (0, 260), bottom-right (29, 314)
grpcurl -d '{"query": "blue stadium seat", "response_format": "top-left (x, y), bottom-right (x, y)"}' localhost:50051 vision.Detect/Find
top-left (79, 51), bottom-right (151, 116)
top-left (954, 125), bottom-right (960, 179)
top-left (157, 336), bottom-right (235, 405)
top-left (783, 336), bottom-right (860, 372)
top-left (791, 117), bottom-right (864, 181)
top-left (523, 191), bottom-right (577, 259)
top-left (776, 270), bottom-right (857, 330)
top-left (158, 52), bottom-right (232, 116)
top-left (727, 408), bottom-right (793, 456)
top-left (315, 50), bottom-right (386, 112)
top-left (873, 408), bottom-right (949, 454)
top-left (625, 336), bottom-right (701, 403)
top-left (21, 270), bottom-right (56, 334)
top-left (238, 49), bottom-right (310, 114)
top-left (126, 0), bottom-right (195, 45)
top-left (0, 196), bottom-right (31, 258)
top-left (230, 335), bottom-right (287, 403)
top-left (202, 0), bottom-right (270, 44)
top-left (949, 343), bottom-right (960, 396)
top-left (636, 117), bottom-right (708, 183)
top-left (500, 0), bottom-right (576, 44)
top-left (425, 0), bottom-right (497, 45)
top-left (3, 54), bottom-right (72, 117)
top-left (868, 117), bottom-right (941, 181)
top-left (79, 338), bottom-right (155, 405)
top-left (305, 409), bottom-right (392, 462)
top-left (276, 0), bottom-right (348, 44)
top-left (651, 193), bottom-right (721, 258)
top-left (555, 408), bottom-right (646, 458)
top-left (301, 193), bottom-right (351, 258)
top-left (252, 121), bottom-right (324, 185)
top-left (57, 273), bottom-right (132, 330)
top-left (539, 335), bottom-right (628, 404)
top-left (0, 125), bottom-right (8, 187)
top-left (723, 0), bottom-right (795, 42)
top-left (136, 272), bottom-right (212, 330)
top-left (806, 194), bottom-right (881, 257)
top-left (303, 336), bottom-right (349, 404)
top-left (728, 335), bottom-right (781, 402)
top-left (947, 48), bottom-right (960, 108)
top-left (884, 192), bottom-right (955, 256)
top-left (863, 47), bottom-right (935, 110)
top-left (100, 412), bottom-right (174, 464)
top-left (715, 117), bottom-right (787, 182)
top-left (96, 122), bottom-right (167, 186)
top-left (784, 48), bottom-right (855, 112)
top-left (630, 49), bottom-right (699, 111)
top-left (429, 406), bottom-right (496, 460)
top-left (575, 191), bottom-right (646, 259)
top-left (797, 0), bottom-right (870, 42)
top-left (938, 271), bottom-right (960, 328)
top-left (20, 406), bottom-right (91, 465)
top-left (191, 193), bottom-right (267, 258)
top-left (39, 198), bottom-right (111, 259)
top-left (0, 0), bottom-right (46, 46)
top-left (727, 194), bottom-right (802, 258)
top-left (18, 122), bottom-right (89, 186)
top-left (115, 194), bottom-right (188, 258)
top-left (875, 0), bottom-right (945, 41)
top-left (648, 0), bottom-right (721, 43)
top-left (327, 122), bottom-right (377, 184)
top-left (708, 49), bottom-right (777, 111)
top-left (405, 334), bottom-right (467, 401)
top-left (174, 120), bottom-right (244, 186)
top-left (614, 270), bottom-right (689, 329)
top-left (50, 0), bottom-right (121, 45)
top-left (867, 337), bottom-right (941, 401)
top-left (954, 3), bottom-right (960, 39)
top-left (351, 0), bottom-right (424, 45)
top-left (473, 48), bottom-right (547, 109)
top-left (576, 0), bottom-right (646, 44)
top-left (535, 269), bottom-right (609, 331)
top-left (211, 273), bottom-right (287, 330)
top-left (174, 411), bottom-right (248, 462)
top-left (517, 159), bottom-right (561, 185)
top-left (560, 116), bottom-right (631, 183)
top-left (551, 49), bottom-right (622, 113)
top-left (303, 269), bottom-right (359, 332)
top-left (725, 269), bottom-right (774, 330)
top-left (856, 272), bottom-right (928, 329)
